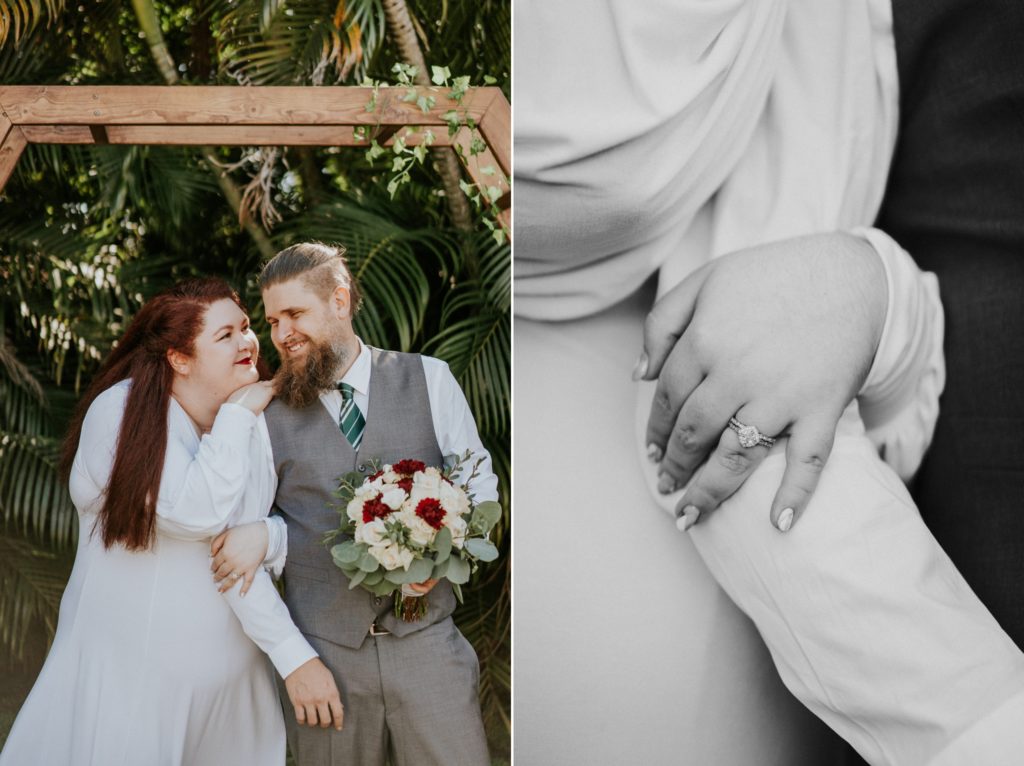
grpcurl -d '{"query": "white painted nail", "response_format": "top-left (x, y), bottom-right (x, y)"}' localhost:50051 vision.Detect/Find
top-left (677, 505), bottom-right (701, 531)
top-left (657, 473), bottom-right (677, 494)
top-left (646, 443), bottom-right (663, 463)
top-left (778, 507), bottom-right (794, 533)
top-left (632, 352), bottom-right (649, 381)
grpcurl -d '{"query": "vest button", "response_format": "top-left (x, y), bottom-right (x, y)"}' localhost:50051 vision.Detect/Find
top-left (358, 463), bottom-right (366, 472)
top-left (374, 597), bottom-right (383, 606)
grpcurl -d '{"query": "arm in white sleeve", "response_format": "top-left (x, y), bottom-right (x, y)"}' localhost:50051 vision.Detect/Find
top-left (154, 402), bottom-right (259, 541)
top-left (261, 514), bottom-right (288, 577)
top-left (221, 567), bottom-right (317, 678)
top-left (852, 226), bottom-right (945, 481)
top-left (689, 431), bottom-right (1024, 765)
top-left (422, 357), bottom-right (500, 503)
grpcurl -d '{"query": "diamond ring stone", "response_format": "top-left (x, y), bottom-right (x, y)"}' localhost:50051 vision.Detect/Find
top-left (727, 417), bottom-right (777, 449)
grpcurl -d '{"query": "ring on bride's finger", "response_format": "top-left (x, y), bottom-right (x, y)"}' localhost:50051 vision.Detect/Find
top-left (230, 572), bottom-right (241, 580)
top-left (727, 417), bottom-right (777, 449)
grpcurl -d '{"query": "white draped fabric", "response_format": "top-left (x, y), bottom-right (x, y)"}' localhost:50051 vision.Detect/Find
top-left (0, 381), bottom-right (314, 766)
top-left (515, 0), bottom-right (1024, 763)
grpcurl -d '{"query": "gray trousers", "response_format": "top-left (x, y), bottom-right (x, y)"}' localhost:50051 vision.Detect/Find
top-left (279, 617), bottom-right (489, 766)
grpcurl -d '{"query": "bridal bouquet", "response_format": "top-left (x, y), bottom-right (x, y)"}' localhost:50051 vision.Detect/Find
top-left (325, 453), bottom-right (501, 621)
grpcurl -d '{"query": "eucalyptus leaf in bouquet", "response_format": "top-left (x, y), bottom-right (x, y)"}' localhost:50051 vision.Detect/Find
top-left (324, 451), bottom-right (501, 621)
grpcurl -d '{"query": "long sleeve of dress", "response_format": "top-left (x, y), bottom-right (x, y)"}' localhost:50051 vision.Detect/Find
top-left (153, 402), bottom-right (260, 541)
top-left (75, 384), bottom-right (316, 679)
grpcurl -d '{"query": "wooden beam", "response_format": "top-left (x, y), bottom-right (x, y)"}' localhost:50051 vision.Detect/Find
top-left (0, 111), bottom-right (12, 144)
top-left (452, 126), bottom-right (511, 196)
top-left (477, 94), bottom-right (511, 177)
top-left (0, 86), bottom-right (500, 127)
top-left (0, 126), bottom-right (28, 190)
top-left (19, 124), bottom-right (456, 147)
top-left (448, 124), bottom-right (511, 240)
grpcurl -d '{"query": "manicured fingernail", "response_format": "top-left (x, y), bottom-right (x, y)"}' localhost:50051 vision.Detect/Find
top-left (632, 351), bottom-right (649, 381)
top-left (676, 505), bottom-right (701, 531)
top-left (646, 443), bottom-right (663, 463)
top-left (777, 507), bottom-right (794, 533)
top-left (657, 472), bottom-right (677, 494)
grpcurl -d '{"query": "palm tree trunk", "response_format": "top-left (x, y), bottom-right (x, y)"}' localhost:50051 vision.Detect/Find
top-left (381, 0), bottom-right (474, 234)
top-left (129, 0), bottom-right (276, 261)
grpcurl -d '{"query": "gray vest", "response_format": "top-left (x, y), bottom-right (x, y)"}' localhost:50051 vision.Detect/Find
top-left (264, 348), bottom-right (452, 649)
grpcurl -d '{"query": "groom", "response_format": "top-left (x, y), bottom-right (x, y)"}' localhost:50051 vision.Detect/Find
top-left (258, 242), bottom-right (493, 765)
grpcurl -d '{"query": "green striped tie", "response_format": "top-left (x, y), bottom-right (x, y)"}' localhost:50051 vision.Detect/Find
top-left (337, 382), bottom-right (365, 450)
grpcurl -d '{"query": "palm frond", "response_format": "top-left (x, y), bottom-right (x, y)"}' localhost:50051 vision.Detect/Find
top-left (216, 0), bottom-right (379, 86)
top-left (0, 432), bottom-right (77, 548)
top-left (0, 0), bottom-right (68, 47)
top-left (278, 200), bottom-right (452, 350)
top-left (0, 533), bottom-right (73, 667)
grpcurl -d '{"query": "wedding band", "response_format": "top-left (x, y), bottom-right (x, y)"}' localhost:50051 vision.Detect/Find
top-left (230, 572), bottom-right (241, 580)
top-left (727, 417), bottom-right (776, 449)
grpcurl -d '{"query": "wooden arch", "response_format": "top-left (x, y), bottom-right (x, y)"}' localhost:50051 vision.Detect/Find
top-left (0, 85), bottom-right (510, 232)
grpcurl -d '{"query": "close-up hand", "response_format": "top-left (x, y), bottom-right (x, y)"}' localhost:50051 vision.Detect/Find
top-left (227, 380), bottom-right (275, 415)
top-left (210, 521), bottom-right (269, 596)
top-left (638, 232), bottom-right (887, 531)
top-left (404, 578), bottom-right (439, 596)
top-left (284, 658), bottom-right (344, 731)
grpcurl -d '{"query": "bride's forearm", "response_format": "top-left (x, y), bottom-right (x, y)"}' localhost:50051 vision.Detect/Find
top-left (686, 440), bottom-right (1024, 765)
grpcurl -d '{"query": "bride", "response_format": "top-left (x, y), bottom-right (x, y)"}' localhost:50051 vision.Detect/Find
top-left (0, 278), bottom-right (340, 766)
top-left (515, 0), bottom-right (1024, 764)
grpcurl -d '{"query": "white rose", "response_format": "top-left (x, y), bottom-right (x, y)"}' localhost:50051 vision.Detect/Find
top-left (447, 515), bottom-right (468, 549)
top-left (439, 480), bottom-right (470, 516)
top-left (413, 469), bottom-right (442, 492)
top-left (381, 487), bottom-right (406, 511)
top-left (399, 509), bottom-right (437, 547)
top-left (355, 482), bottom-right (379, 499)
top-left (355, 518), bottom-right (388, 547)
top-left (370, 543), bottom-right (414, 571)
top-left (346, 498), bottom-right (364, 524)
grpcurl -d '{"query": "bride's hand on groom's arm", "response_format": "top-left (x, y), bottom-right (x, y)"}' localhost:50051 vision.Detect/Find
top-left (211, 522), bottom-right (269, 596)
top-left (285, 658), bottom-right (344, 731)
top-left (637, 232), bottom-right (887, 531)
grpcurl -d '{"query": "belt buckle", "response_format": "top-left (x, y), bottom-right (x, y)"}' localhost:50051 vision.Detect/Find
top-left (369, 621), bottom-right (390, 637)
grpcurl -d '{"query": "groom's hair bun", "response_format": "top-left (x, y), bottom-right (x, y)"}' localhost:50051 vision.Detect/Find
top-left (259, 241), bottom-right (363, 314)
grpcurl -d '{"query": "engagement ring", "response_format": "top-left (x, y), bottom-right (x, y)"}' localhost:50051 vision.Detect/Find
top-left (727, 417), bottom-right (777, 449)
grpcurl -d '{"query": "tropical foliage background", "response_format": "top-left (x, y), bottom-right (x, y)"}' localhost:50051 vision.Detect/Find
top-left (0, 0), bottom-right (510, 757)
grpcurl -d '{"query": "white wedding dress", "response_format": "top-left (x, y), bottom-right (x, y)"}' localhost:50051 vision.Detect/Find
top-left (0, 380), bottom-right (315, 766)
top-left (515, 0), bottom-right (1024, 764)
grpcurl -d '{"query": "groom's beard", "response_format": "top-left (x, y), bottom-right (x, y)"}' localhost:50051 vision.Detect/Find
top-left (274, 336), bottom-right (350, 409)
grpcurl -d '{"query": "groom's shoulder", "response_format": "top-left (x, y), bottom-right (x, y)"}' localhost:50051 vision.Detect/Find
top-left (369, 346), bottom-right (453, 382)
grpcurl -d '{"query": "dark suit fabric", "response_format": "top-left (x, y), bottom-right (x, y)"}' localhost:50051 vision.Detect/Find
top-left (877, 0), bottom-right (1024, 652)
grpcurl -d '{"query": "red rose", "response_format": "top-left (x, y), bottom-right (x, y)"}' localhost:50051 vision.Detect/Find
top-left (397, 477), bottom-right (413, 494)
top-left (362, 494), bottom-right (393, 524)
top-left (415, 497), bottom-right (447, 530)
top-left (392, 459), bottom-right (427, 475)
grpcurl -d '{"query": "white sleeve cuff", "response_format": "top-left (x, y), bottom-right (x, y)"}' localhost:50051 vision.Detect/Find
top-left (268, 633), bottom-right (319, 679)
top-left (262, 515), bottom-right (288, 578)
top-left (853, 226), bottom-right (946, 481)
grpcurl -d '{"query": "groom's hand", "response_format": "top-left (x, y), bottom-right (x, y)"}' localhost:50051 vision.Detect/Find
top-left (284, 658), bottom-right (344, 730)
top-left (639, 232), bottom-right (887, 531)
top-left (406, 578), bottom-right (439, 595)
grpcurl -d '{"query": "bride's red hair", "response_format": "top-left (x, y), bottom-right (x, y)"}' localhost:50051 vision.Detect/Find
top-left (60, 278), bottom-right (265, 551)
